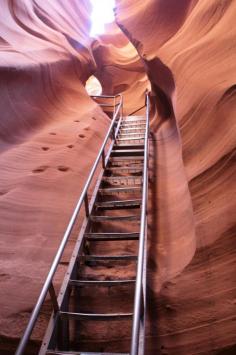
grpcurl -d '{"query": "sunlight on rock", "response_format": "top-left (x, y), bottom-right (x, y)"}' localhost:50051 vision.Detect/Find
top-left (85, 75), bottom-right (102, 95)
top-left (90, 0), bottom-right (115, 36)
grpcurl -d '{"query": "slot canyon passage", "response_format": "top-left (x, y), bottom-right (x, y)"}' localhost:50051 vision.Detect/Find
top-left (0, 0), bottom-right (236, 354)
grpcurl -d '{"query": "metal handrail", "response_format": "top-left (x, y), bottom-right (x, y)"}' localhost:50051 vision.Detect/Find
top-left (90, 94), bottom-right (118, 98)
top-left (15, 94), bottom-right (123, 355)
top-left (130, 92), bottom-right (150, 355)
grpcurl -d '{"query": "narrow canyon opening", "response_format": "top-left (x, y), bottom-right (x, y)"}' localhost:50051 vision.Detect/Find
top-left (0, 1), bottom-right (235, 355)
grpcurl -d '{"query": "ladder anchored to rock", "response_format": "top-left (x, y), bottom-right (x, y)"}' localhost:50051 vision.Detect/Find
top-left (16, 92), bottom-right (150, 355)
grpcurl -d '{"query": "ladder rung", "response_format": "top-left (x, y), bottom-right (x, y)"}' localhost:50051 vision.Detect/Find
top-left (118, 134), bottom-right (145, 138)
top-left (120, 126), bottom-right (145, 130)
top-left (116, 137), bottom-right (144, 142)
top-left (121, 123), bottom-right (146, 127)
top-left (111, 149), bottom-right (144, 156)
top-left (90, 215), bottom-right (140, 222)
top-left (47, 352), bottom-right (129, 355)
top-left (47, 351), bottom-right (129, 355)
top-left (95, 199), bottom-right (142, 209)
top-left (109, 156), bottom-right (144, 162)
top-left (82, 255), bottom-right (138, 261)
top-left (114, 144), bottom-right (144, 149)
top-left (69, 279), bottom-right (135, 287)
top-left (99, 187), bottom-right (142, 194)
top-left (123, 117), bottom-right (145, 122)
top-left (122, 119), bottom-right (145, 123)
top-left (102, 176), bottom-right (142, 182)
top-left (85, 232), bottom-right (139, 241)
top-left (105, 166), bottom-right (143, 173)
top-left (60, 311), bottom-right (133, 321)
top-left (119, 130), bottom-right (145, 135)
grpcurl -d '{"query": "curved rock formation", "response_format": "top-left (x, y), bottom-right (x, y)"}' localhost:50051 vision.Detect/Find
top-left (116, 0), bottom-right (236, 353)
top-left (92, 22), bottom-right (150, 115)
top-left (0, 1), bottom-right (109, 352)
top-left (0, 0), bottom-right (235, 354)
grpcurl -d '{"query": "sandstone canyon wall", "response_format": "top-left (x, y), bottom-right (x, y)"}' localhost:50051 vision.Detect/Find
top-left (0, 0), bottom-right (107, 352)
top-left (116, 0), bottom-right (236, 353)
top-left (0, 0), bottom-right (235, 354)
top-left (92, 22), bottom-right (150, 115)
top-left (0, 0), bottom-right (149, 353)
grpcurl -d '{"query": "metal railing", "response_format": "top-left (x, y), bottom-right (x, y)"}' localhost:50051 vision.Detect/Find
top-left (15, 94), bottom-right (123, 355)
top-left (91, 94), bottom-right (123, 117)
top-left (130, 92), bottom-right (150, 355)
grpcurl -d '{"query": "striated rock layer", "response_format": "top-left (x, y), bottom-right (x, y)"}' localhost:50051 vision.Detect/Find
top-left (0, 0), bottom-right (109, 352)
top-left (92, 22), bottom-right (150, 115)
top-left (116, 0), bottom-right (236, 353)
top-left (0, 0), bottom-right (235, 354)
top-left (0, 0), bottom-right (149, 353)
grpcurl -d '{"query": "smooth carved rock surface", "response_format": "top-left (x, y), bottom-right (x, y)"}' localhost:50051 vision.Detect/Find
top-left (0, 0), bottom-right (236, 354)
top-left (116, 0), bottom-right (236, 353)
top-left (0, 1), bottom-right (109, 351)
top-left (92, 22), bottom-right (150, 115)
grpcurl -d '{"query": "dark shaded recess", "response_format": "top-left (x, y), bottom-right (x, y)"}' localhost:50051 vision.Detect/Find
top-left (151, 83), bottom-right (173, 119)
top-left (144, 57), bottom-right (175, 120)
top-left (220, 84), bottom-right (236, 101)
top-left (0, 333), bottom-right (40, 355)
top-left (32, 166), bottom-right (48, 173)
top-left (57, 166), bottom-right (70, 172)
top-left (216, 344), bottom-right (236, 354)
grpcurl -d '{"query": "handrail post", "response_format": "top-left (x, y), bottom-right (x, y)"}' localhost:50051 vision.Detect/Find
top-left (49, 282), bottom-right (59, 313)
top-left (130, 92), bottom-right (149, 355)
top-left (84, 192), bottom-right (89, 217)
top-left (102, 150), bottom-right (106, 169)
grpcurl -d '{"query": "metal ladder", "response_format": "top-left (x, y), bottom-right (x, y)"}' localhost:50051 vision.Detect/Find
top-left (16, 93), bottom-right (150, 355)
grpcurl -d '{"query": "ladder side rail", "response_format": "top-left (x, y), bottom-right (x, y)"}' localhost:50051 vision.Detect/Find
top-left (15, 94), bottom-right (123, 355)
top-left (39, 167), bottom-right (105, 354)
top-left (130, 92), bottom-right (150, 355)
top-left (91, 94), bottom-right (121, 99)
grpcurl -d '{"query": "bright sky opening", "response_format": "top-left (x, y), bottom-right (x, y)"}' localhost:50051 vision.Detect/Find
top-left (90, 0), bottom-right (115, 36)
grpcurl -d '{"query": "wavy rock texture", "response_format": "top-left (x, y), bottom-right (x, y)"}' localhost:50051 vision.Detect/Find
top-left (0, 1), bottom-right (150, 353)
top-left (0, 1), bottom-right (110, 352)
top-left (0, 0), bottom-right (235, 354)
top-left (92, 22), bottom-right (150, 115)
top-left (116, 0), bottom-right (236, 353)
